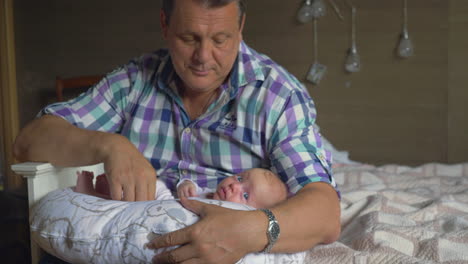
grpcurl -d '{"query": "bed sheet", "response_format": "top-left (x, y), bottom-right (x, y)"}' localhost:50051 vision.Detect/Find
top-left (305, 162), bottom-right (468, 263)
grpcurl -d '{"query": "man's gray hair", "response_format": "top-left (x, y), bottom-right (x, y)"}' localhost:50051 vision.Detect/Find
top-left (162, 0), bottom-right (246, 27)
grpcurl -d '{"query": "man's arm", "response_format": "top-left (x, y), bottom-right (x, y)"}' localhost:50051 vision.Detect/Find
top-left (149, 181), bottom-right (340, 263)
top-left (268, 182), bottom-right (341, 251)
top-left (15, 115), bottom-right (113, 166)
top-left (13, 115), bottom-right (157, 201)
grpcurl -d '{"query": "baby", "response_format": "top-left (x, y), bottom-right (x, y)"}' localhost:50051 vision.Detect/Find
top-left (74, 168), bottom-right (288, 208)
top-left (177, 168), bottom-right (288, 209)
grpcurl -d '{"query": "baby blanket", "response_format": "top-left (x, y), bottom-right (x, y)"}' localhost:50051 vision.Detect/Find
top-left (30, 188), bottom-right (306, 264)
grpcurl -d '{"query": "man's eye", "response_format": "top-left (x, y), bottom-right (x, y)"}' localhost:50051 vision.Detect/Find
top-left (236, 176), bottom-right (243, 182)
top-left (214, 38), bottom-right (226, 45)
top-left (243, 192), bottom-right (249, 200)
top-left (181, 36), bottom-right (196, 43)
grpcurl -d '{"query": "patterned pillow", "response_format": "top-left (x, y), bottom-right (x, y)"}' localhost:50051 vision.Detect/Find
top-left (30, 188), bottom-right (306, 264)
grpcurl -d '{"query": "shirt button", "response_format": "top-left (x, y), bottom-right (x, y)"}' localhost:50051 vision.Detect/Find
top-left (181, 170), bottom-right (188, 175)
top-left (184, 128), bottom-right (191, 134)
top-left (318, 153), bottom-right (325, 162)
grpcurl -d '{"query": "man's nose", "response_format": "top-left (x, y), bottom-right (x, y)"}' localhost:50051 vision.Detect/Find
top-left (193, 40), bottom-right (211, 64)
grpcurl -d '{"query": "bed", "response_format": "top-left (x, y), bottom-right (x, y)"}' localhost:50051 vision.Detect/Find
top-left (11, 160), bottom-right (468, 264)
top-left (11, 162), bottom-right (306, 264)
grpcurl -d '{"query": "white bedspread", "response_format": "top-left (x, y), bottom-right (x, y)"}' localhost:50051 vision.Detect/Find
top-left (306, 163), bottom-right (468, 263)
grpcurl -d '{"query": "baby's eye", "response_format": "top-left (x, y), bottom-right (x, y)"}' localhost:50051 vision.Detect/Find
top-left (236, 175), bottom-right (243, 182)
top-left (243, 192), bottom-right (249, 200)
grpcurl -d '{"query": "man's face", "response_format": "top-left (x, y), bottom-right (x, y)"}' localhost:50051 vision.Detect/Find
top-left (161, 0), bottom-right (244, 93)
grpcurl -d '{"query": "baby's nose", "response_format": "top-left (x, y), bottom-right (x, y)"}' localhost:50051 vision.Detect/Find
top-left (230, 182), bottom-right (242, 194)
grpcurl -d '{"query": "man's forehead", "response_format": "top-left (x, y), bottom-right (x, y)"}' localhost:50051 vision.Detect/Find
top-left (171, 2), bottom-right (239, 27)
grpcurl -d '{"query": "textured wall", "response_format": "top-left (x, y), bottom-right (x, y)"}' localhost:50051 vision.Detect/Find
top-left (14, 0), bottom-right (468, 165)
top-left (14, 0), bottom-right (164, 124)
top-left (448, 0), bottom-right (468, 163)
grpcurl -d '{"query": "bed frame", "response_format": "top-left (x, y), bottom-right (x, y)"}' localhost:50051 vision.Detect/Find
top-left (11, 162), bottom-right (104, 264)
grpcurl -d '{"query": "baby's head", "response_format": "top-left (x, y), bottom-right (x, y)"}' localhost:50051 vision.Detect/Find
top-left (212, 168), bottom-right (288, 208)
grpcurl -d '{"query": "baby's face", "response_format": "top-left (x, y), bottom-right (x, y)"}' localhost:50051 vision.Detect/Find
top-left (212, 169), bottom-right (286, 208)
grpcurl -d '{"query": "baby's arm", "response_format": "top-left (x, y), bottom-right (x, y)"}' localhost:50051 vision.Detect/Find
top-left (176, 179), bottom-right (198, 198)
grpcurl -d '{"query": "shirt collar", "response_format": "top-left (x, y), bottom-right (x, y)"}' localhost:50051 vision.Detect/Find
top-left (225, 41), bottom-right (267, 99)
top-left (155, 54), bottom-right (181, 100)
top-left (236, 41), bottom-right (266, 86)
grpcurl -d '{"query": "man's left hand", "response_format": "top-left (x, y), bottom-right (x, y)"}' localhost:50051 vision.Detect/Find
top-left (148, 197), bottom-right (267, 264)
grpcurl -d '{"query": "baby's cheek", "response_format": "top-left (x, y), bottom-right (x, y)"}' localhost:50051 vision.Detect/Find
top-left (226, 196), bottom-right (245, 204)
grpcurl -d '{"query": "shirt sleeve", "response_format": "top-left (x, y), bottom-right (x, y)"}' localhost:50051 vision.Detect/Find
top-left (38, 58), bottom-right (144, 133)
top-left (268, 89), bottom-right (338, 196)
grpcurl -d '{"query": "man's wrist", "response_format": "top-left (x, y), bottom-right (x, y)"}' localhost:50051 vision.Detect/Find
top-left (246, 210), bottom-right (270, 253)
top-left (94, 132), bottom-right (124, 161)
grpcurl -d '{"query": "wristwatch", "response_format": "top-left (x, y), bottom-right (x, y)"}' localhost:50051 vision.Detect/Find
top-left (259, 208), bottom-right (280, 253)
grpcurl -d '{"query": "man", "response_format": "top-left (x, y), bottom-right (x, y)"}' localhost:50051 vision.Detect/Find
top-left (14, 0), bottom-right (341, 263)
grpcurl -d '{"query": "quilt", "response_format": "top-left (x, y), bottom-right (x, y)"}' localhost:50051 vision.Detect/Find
top-left (307, 163), bottom-right (468, 264)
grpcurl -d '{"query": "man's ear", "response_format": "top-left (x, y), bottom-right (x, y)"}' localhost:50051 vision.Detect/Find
top-left (160, 9), bottom-right (168, 39)
top-left (239, 14), bottom-right (246, 40)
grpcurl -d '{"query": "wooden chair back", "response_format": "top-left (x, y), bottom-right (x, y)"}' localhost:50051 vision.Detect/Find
top-left (55, 75), bottom-right (104, 102)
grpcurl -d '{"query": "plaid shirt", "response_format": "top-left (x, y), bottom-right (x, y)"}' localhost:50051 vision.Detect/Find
top-left (42, 41), bottom-right (337, 195)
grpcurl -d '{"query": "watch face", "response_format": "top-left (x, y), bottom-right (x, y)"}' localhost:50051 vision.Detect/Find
top-left (260, 209), bottom-right (280, 253)
top-left (269, 222), bottom-right (280, 241)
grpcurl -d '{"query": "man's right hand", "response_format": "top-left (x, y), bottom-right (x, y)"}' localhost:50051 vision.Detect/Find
top-left (101, 134), bottom-right (157, 201)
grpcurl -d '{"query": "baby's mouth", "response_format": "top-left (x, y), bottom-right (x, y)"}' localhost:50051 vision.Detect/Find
top-left (217, 186), bottom-right (227, 200)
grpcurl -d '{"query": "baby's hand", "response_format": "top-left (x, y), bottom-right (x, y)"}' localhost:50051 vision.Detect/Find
top-left (177, 180), bottom-right (198, 198)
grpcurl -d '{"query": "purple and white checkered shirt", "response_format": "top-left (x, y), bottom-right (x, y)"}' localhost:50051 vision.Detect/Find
top-left (41, 41), bottom-right (338, 195)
